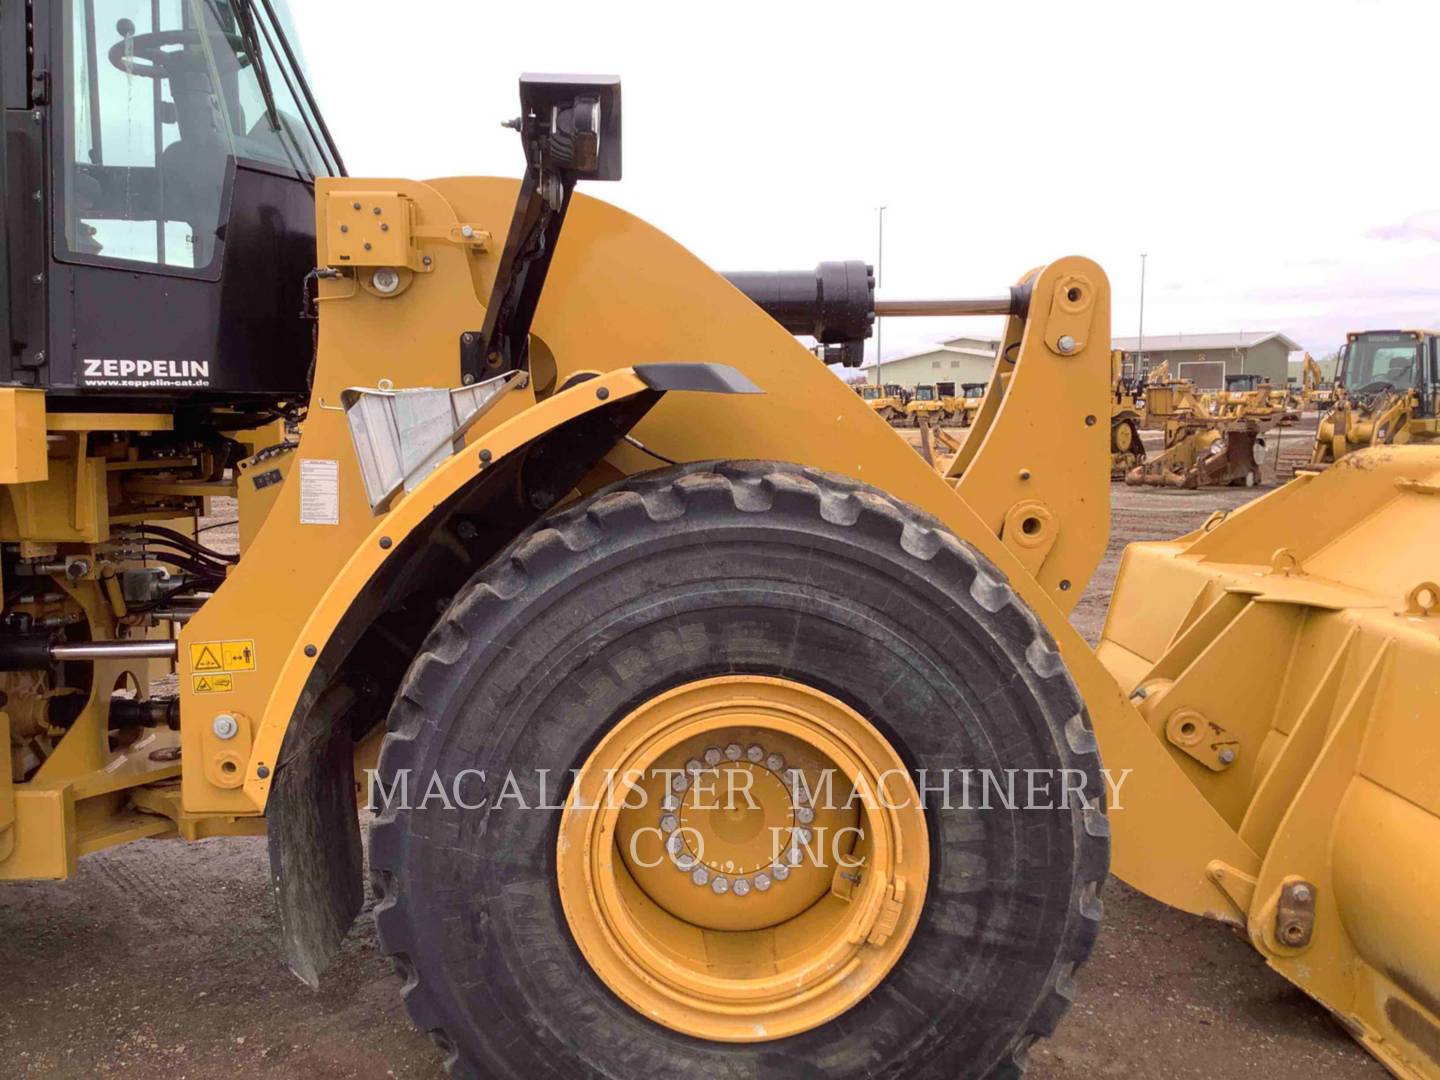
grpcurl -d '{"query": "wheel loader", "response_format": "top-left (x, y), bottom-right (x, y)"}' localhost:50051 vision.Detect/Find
top-left (1310, 330), bottom-right (1439, 466)
top-left (2, 5), bottom-right (1439, 1080)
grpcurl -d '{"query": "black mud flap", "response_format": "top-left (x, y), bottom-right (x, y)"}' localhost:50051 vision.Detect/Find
top-left (266, 684), bottom-right (366, 987)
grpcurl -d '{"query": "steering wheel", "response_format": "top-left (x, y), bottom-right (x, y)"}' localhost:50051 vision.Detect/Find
top-left (108, 26), bottom-right (251, 80)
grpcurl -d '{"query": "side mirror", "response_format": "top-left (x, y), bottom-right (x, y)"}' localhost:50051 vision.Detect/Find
top-left (516, 73), bottom-right (621, 182)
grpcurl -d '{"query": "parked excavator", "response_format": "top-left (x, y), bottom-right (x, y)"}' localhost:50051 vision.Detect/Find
top-left (1, 5), bottom-right (1437, 1080)
top-left (1310, 330), bottom-right (1439, 466)
top-left (1299, 351), bottom-right (1337, 411)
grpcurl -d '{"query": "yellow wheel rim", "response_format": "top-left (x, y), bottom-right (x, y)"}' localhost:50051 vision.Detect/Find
top-left (557, 676), bottom-right (929, 1042)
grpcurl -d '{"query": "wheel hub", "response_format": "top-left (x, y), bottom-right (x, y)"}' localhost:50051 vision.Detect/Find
top-left (557, 676), bottom-right (928, 1042)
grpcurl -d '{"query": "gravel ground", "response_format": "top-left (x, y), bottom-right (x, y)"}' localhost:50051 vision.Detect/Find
top-left (0, 418), bottom-right (1382, 1078)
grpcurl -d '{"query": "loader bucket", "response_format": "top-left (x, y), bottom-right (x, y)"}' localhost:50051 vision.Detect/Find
top-left (1097, 444), bottom-right (1440, 1079)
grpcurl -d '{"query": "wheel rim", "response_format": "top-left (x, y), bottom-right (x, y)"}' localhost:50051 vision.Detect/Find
top-left (557, 676), bottom-right (929, 1042)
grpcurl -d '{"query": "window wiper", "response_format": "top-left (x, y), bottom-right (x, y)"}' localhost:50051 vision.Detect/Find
top-left (234, 0), bottom-right (281, 132)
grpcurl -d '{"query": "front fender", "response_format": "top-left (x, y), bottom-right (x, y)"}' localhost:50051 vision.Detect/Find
top-left (249, 363), bottom-right (756, 810)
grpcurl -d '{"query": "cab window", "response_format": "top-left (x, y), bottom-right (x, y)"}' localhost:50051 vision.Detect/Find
top-left (61, 0), bottom-right (333, 272)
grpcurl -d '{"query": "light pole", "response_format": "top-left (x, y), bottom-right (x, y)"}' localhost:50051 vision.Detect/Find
top-left (1138, 253), bottom-right (1148, 377)
top-left (874, 206), bottom-right (887, 386)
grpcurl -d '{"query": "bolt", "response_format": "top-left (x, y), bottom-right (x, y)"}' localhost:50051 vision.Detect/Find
top-left (1059, 579), bottom-right (1072, 591)
top-left (373, 206), bottom-right (382, 215)
top-left (381, 223), bottom-right (390, 232)
top-left (1218, 748), bottom-right (1237, 765)
top-left (364, 242), bottom-right (373, 252)
top-left (304, 644), bottom-right (317, 658)
top-left (353, 201), bottom-right (362, 210)
top-left (379, 536), bottom-right (392, 550)
top-left (30, 273), bottom-right (42, 285)
top-left (1019, 469), bottom-right (1032, 481)
top-left (462, 373), bottom-right (475, 385)
top-left (256, 764), bottom-right (270, 779)
top-left (461, 225), bottom-right (475, 239)
top-left (340, 224), bottom-right (349, 234)
top-left (1291, 883), bottom-right (1312, 904)
top-left (1057, 334), bottom-right (1077, 354)
top-left (479, 449), bottom-right (492, 465)
top-left (462, 332), bottom-right (476, 344)
top-left (212, 714), bottom-right (238, 740)
top-left (596, 387), bottom-right (610, 401)
top-left (422, 255), bottom-right (433, 267)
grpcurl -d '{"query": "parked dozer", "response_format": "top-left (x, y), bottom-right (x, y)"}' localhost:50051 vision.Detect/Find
top-left (903, 383), bottom-right (948, 427)
top-left (1310, 330), bottom-right (1439, 466)
top-left (857, 381), bottom-right (909, 424)
top-left (3, 6), bottom-right (1439, 1080)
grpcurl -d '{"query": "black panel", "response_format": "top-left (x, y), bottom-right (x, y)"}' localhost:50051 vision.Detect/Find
top-left (46, 161), bottom-right (316, 406)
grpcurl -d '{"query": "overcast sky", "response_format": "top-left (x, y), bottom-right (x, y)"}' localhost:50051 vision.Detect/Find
top-left (289, 0), bottom-right (1439, 363)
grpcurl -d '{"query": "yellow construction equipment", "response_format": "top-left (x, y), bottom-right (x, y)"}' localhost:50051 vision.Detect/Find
top-left (903, 383), bottom-right (949, 427)
top-left (1311, 330), bottom-right (1440, 466)
top-left (956, 381), bottom-right (988, 427)
top-left (1300, 351), bottom-right (1337, 411)
top-left (3, 11), bottom-right (1439, 1079)
top-left (1127, 376), bottom-right (1269, 488)
top-left (857, 381), bottom-right (910, 424)
top-left (1110, 351), bottom-right (1146, 479)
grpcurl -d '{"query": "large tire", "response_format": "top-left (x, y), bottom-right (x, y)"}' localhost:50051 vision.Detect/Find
top-left (370, 461), bottom-right (1108, 1080)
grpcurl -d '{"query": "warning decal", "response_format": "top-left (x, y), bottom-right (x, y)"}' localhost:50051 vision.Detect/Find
top-left (192, 673), bottom-right (235, 694)
top-left (192, 644), bottom-right (223, 671)
top-left (189, 640), bottom-right (257, 674)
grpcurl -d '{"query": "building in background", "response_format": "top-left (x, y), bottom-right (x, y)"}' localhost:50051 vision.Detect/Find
top-left (853, 335), bottom-right (1000, 388)
top-left (1114, 332), bottom-right (1301, 388)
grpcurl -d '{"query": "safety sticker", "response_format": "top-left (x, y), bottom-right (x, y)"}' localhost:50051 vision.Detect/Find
top-left (192, 673), bottom-right (234, 694)
top-left (299, 458), bottom-right (340, 525)
top-left (189, 639), bottom-right (257, 673)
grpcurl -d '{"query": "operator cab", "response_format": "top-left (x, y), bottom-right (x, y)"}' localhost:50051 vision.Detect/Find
top-left (913, 385), bottom-right (937, 402)
top-left (1224, 373), bottom-right (1263, 393)
top-left (3, 0), bottom-right (342, 412)
top-left (1338, 331), bottom-right (1436, 412)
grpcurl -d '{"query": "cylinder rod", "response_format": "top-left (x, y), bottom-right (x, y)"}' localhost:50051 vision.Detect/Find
top-left (50, 640), bottom-right (179, 662)
top-left (875, 296), bottom-right (1015, 317)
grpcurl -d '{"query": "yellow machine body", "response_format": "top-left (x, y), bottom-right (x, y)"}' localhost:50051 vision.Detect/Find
top-left (1109, 351), bottom-right (1146, 479)
top-left (1101, 447), bottom-right (1440, 1079)
top-left (1127, 379), bottom-right (1267, 489)
top-left (856, 381), bottom-right (909, 424)
top-left (1313, 330), bottom-right (1440, 467)
top-left (2, 173), bottom-right (1438, 1076)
